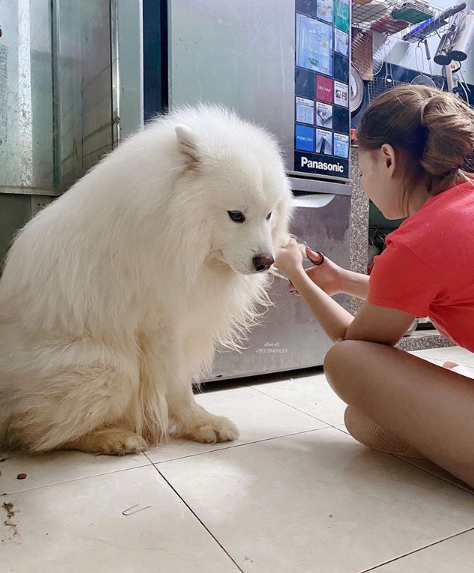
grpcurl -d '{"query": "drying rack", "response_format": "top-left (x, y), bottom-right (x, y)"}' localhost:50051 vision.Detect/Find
top-left (351, 1), bottom-right (468, 99)
top-left (351, 1), bottom-right (455, 42)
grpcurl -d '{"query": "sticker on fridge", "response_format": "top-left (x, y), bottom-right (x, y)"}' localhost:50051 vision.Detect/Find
top-left (317, 0), bottom-right (333, 24)
top-left (334, 133), bottom-right (350, 158)
top-left (333, 105), bottom-right (349, 132)
top-left (296, 97), bottom-right (315, 125)
top-left (334, 0), bottom-right (350, 33)
top-left (316, 102), bottom-right (333, 129)
top-left (295, 124), bottom-right (315, 152)
top-left (334, 52), bottom-right (349, 83)
top-left (315, 129), bottom-right (333, 155)
top-left (295, 0), bottom-right (317, 17)
top-left (316, 75), bottom-right (333, 103)
top-left (296, 68), bottom-right (316, 99)
top-left (334, 80), bottom-right (349, 107)
top-left (335, 29), bottom-right (349, 57)
top-left (296, 13), bottom-right (333, 76)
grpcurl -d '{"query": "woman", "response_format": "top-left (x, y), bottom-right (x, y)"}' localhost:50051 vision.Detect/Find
top-left (276, 85), bottom-right (474, 486)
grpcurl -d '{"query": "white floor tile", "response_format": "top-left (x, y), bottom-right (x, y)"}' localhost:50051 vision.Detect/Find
top-left (413, 347), bottom-right (474, 361)
top-left (147, 384), bottom-right (327, 463)
top-left (446, 355), bottom-right (474, 368)
top-left (395, 456), bottom-right (474, 495)
top-left (250, 371), bottom-right (347, 426)
top-left (409, 350), bottom-right (445, 366)
top-left (0, 450), bottom-right (149, 494)
top-left (371, 529), bottom-right (474, 572)
top-left (410, 348), bottom-right (474, 372)
top-left (409, 349), bottom-right (448, 359)
top-left (0, 466), bottom-right (240, 573)
top-left (158, 428), bottom-right (474, 573)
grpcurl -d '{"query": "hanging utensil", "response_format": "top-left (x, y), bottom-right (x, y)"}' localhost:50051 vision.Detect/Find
top-left (425, 37), bottom-right (446, 89)
top-left (384, 42), bottom-right (394, 86)
top-left (411, 39), bottom-right (437, 87)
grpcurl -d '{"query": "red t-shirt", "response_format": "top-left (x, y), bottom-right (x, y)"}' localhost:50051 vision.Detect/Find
top-left (368, 179), bottom-right (474, 352)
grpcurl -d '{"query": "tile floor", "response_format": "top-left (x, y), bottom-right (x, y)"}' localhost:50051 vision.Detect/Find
top-left (1, 347), bottom-right (474, 572)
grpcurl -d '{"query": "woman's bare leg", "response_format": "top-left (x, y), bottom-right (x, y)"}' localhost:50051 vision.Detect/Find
top-left (324, 341), bottom-right (474, 487)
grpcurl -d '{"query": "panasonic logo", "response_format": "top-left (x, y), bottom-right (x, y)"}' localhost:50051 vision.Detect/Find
top-left (301, 157), bottom-right (344, 172)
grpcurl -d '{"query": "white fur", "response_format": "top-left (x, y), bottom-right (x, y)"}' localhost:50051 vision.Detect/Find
top-left (0, 105), bottom-right (292, 455)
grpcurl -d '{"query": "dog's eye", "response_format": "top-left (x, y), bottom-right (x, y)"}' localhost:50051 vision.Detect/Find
top-left (228, 211), bottom-right (245, 223)
top-left (266, 212), bottom-right (272, 220)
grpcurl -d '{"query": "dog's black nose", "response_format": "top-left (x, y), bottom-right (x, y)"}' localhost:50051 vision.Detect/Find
top-left (252, 254), bottom-right (275, 272)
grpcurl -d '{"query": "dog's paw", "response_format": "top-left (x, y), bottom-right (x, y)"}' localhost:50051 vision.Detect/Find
top-left (187, 415), bottom-right (240, 444)
top-left (99, 432), bottom-right (148, 456)
top-left (67, 428), bottom-right (148, 456)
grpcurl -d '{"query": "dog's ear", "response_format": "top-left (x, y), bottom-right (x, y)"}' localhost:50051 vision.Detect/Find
top-left (175, 124), bottom-right (200, 168)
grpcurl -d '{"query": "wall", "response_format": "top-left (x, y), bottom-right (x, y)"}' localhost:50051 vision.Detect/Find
top-left (383, 0), bottom-right (474, 84)
top-left (53, 0), bottom-right (114, 188)
top-left (0, 0), bottom-right (54, 193)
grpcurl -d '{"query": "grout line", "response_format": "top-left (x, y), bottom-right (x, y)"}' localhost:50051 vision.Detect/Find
top-left (391, 455), bottom-right (474, 496)
top-left (149, 426), bottom-right (329, 465)
top-left (334, 425), bottom-right (349, 434)
top-left (152, 464), bottom-right (245, 573)
top-left (249, 382), bottom-right (346, 432)
top-left (357, 526), bottom-right (474, 573)
top-left (0, 459), bottom-right (152, 497)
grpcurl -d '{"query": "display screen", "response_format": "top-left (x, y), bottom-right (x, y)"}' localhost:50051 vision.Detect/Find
top-left (294, 0), bottom-right (350, 178)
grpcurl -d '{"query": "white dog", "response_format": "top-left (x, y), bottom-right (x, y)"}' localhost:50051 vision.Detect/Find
top-left (0, 105), bottom-right (292, 455)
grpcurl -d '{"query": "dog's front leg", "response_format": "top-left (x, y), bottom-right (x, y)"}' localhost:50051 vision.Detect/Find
top-left (168, 377), bottom-right (240, 444)
top-left (140, 331), bottom-right (239, 444)
top-left (166, 332), bottom-right (239, 444)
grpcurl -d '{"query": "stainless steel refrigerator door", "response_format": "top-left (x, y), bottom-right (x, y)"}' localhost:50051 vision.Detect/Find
top-left (208, 190), bottom-right (352, 380)
top-left (168, 0), bottom-right (295, 173)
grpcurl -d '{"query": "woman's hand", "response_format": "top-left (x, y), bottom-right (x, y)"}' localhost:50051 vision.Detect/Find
top-left (276, 239), bottom-right (347, 295)
top-left (274, 238), bottom-right (305, 280)
top-left (302, 248), bottom-right (345, 296)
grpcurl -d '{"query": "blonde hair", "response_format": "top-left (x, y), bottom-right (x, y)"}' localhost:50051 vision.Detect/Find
top-left (358, 85), bottom-right (474, 205)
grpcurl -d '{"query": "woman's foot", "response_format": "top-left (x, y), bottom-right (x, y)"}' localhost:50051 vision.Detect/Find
top-left (344, 406), bottom-right (426, 459)
top-left (443, 361), bottom-right (474, 379)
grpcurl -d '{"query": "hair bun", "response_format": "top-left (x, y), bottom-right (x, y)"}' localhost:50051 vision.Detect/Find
top-left (420, 93), bottom-right (474, 177)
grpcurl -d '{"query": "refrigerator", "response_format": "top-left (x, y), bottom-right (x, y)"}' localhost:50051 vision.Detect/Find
top-left (0, 0), bottom-right (352, 380)
top-left (142, 0), bottom-right (353, 379)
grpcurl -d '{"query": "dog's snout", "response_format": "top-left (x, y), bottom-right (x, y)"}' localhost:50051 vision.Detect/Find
top-left (252, 254), bottom-right (274, 272)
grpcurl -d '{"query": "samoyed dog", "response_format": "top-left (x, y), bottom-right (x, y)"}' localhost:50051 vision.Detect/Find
top-left (0, 105), bottom-right (292, 455)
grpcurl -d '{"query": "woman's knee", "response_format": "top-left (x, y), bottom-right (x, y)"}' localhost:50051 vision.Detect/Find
top-left (323, 340), bottom-right (370, 402)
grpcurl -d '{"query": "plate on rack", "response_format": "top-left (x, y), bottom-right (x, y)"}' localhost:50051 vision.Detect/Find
top-left (350, 65), bottom-right (365, 115)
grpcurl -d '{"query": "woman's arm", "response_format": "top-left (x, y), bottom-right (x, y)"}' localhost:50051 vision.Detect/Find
top-left (301, 247), bottom-right (369, 299)
top-left (288, 269), bottom-right (414, 345)
top-left (288, 270), bottom-right (354, 341)
top-left (277, 240), bottom-right (414, 345)
top-left (340, 269), bottom-right (369, 300)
